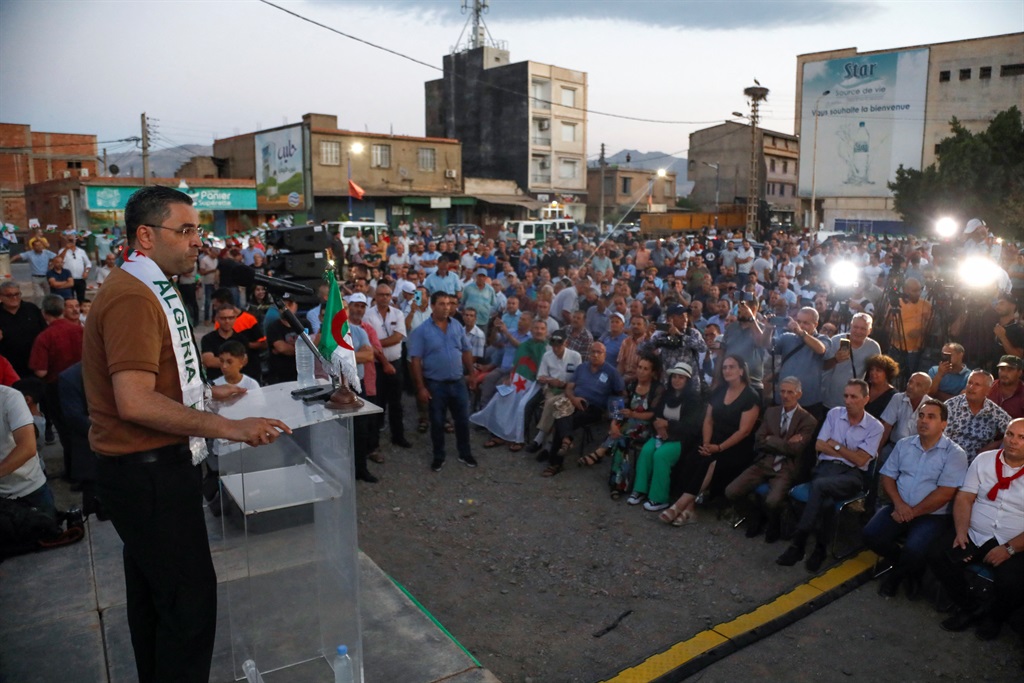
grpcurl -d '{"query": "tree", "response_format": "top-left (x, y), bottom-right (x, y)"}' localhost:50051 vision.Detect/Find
top-left (889, 106), bottom-right (1024, 238)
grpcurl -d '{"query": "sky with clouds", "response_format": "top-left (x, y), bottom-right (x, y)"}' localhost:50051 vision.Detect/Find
top-left (1, 0), bottom-right (1020, 168)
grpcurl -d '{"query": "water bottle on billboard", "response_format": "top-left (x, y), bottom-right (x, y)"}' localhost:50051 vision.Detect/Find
top-left (852, 122), bottom-right (870, 183)
top-left (261, 143), bottom-right (278, 197)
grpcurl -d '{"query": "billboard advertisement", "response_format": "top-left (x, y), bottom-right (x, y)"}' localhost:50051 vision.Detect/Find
top-left (798, 48), bottom-right (929, 198)
top-left (86, 184), bottom-right (256, 211)
top-left (254, 125), bottom-right (305, 211)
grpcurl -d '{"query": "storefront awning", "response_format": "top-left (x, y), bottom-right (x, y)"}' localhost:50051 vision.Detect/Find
top-left (470, 194), bottom-right (545, 210)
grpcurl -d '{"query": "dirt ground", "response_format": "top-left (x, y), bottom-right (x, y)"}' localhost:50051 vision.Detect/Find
top-left (44, 396), bottom-right (1022, 683)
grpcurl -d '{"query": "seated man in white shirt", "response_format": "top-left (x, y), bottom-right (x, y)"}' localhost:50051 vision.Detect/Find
top-left (928, 417), bottom-right (1024, 640)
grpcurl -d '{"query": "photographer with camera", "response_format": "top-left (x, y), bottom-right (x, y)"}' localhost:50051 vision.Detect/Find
top-left (646, 304), bottom-right (707, 389)
top-left (950, 292), bottom-right (1023, 373)
top-left (888, 278), bottom-right (932, 377)
top-left (720, 296), bottom-right (772, 393)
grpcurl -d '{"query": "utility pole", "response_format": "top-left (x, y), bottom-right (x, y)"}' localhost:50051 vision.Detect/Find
top-left (742, 84), bottom-right (769, 239)
top-left (141, 112), bottom-right (150, 185)
top-left (102, 148), bottom-right (108, 176)
top-left (598, 143), bottom-right (607, 232)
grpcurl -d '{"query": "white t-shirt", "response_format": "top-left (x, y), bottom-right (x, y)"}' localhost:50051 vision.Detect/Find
top-left (0, 386), bottom-right (46, 499)
top-left (211, 375), bottom-right (261, 455)
top-left (537, 347), bottom-right (582, 384)
top-left (961, 449), bottom-right (1024, 545)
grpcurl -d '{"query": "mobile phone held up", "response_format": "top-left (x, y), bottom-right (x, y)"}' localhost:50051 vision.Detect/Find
top-left (840, 338), bottom-right (851, 352)
top-left (414, 290), bottom-right (423, 306)
top-left (942, 352), bottom-right (951, 364)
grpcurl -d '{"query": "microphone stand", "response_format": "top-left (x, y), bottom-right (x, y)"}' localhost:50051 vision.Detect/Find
top-left (268, 292), bottom-right (364, 412)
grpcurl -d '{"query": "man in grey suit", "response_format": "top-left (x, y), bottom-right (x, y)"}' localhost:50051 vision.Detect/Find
top-left (726, 377), bottom-right (818, 542)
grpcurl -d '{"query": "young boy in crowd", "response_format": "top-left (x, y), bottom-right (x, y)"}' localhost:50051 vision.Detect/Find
top-left (12, 377), bottom-right (47, 475)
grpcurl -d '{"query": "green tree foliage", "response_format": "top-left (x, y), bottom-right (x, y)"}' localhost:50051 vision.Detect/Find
top-left (889, 106), bottom-right (1024, 238)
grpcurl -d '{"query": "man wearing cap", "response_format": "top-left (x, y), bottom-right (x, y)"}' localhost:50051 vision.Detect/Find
top-left (461, 268), bottom-right (497, 324)
top-left (961, 218), bottom-right (989, 254)
top-left (526, 328), bottom-right (581, 455)
top-left (988, 355), bottom-right (1024, 419)
top-left (11, 238), bottom-right (56, 302)
top-left (646, 303), bottom-right (707, 388)
top-left (599, 312), bottom-right (628, 366)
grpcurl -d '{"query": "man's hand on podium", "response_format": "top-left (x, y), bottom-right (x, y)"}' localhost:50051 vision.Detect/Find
top-left (211, 384), bottom-right (248, 401)
top-left (226, 417), bottom-right (293, 448)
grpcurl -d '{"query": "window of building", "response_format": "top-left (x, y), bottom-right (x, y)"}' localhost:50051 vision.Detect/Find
top-left (664, 180), bottom-right (673, 197)
top-left (66, 160), bottom-right (82, 169)
top-left (621, 176), bottom-right (632, 195)
top-left (532, 79), bottom-right (551, 108)
top-left (559, 158), bottom-right (578, 179)
top-left (417, 147), bottom-right (436, 172)
top-left (603, 177), bottom-right (614, 195)
top-left (959, 68), bottom-right (971, 81)
top-left (782, 160), bottom-right (789, 174)
top-left (1001, 63), bottom-right (1024, 77)
top-left (561, 122), bottom-right (576, 142)
top-left (980, 66), bottom-right (992, 79)
top-left (320, 141), bottom-right (341, 166)
top-left (935, 143), bottom-right (942, 154)
top-left (371, 144), bottom-right (391, 168)
top-left (939, 70), bottom-right (950, 82)
top-left (767, 182), bottom-right (774, 196)
top-left (769, 159), bottom-right (776, 172)
top-left (561, 87), bottom-right (576, 108)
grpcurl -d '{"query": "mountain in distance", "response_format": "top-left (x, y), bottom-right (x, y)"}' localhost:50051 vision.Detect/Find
top-left (593, 149), bottom-right (694, 197)
top-left (106, 144), bottom-right (213, 179)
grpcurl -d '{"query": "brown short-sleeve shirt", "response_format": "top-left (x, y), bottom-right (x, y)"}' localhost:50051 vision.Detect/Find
top-left (83, 267), bottom-right (188, 455)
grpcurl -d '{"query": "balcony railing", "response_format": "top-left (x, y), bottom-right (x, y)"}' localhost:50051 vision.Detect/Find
top-left (531, 173), bottom-right (551, 184)
top-left (531, 98), bottom-right (551, 110)
top-left (531, 136), bottom-right (551, 146)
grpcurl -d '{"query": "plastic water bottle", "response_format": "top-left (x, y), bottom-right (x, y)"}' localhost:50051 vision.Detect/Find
top-left (333, 645), bottom-right (354, 683)
top-left (241, 660), bottom-right (265, 683)
top-left (852, 121), bottom-right (870, 182)
top-left (295, 331), bottom-right (316, 388)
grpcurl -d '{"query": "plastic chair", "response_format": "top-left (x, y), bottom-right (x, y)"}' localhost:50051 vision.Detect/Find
top-left (788, 458), bottom-right (878, 559)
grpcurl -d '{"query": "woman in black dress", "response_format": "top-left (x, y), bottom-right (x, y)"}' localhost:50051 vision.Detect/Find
top-left (660, 354), bottom-right (761, 525)
top-left (864, 354), bottom-right (899, 419)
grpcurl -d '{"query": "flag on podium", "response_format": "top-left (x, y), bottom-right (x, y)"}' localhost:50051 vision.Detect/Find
top-left (319, 269), bottom-right (361, 393)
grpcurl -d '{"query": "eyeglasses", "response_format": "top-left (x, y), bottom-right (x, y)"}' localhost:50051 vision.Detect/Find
top-left (0, 292), bottom-right (22, 298)
top-left (142, 224), bottom-right (200, 238)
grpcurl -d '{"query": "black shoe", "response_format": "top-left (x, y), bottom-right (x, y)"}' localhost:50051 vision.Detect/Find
top-left (430, 459), bottom-right (445, 472)
top-left (805, 546), bottom-right (827, 573)
top-left (776, 544), bottom-right (804, 566)
top-left (525, 441), bottom-right (542, 454)
top-left (535, 449), bottom-right (550, 463)
top-left (392, 437), bottom-right (412, 448)
top-left (975, 616), bottom-right (1001, 641)
top-left (941, 607), bottom-right (978, 633)
top-left (878, 573), bottom-right (902, 598)
top-left (745, 516), bottom-right (765, 539)
top-left (458, 454), bottom-right (478, 468)
top-left (356, 471), bottom-right (379, 483)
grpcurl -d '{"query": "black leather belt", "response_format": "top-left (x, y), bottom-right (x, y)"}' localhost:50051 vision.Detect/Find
top-left (98, 443), bottom-right (191, 466)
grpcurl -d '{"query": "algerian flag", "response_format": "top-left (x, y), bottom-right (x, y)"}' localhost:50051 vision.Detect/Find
top-left (470, 338), bottom-right (547, 444)
top-left (318, 269), bottom-right (361, 393)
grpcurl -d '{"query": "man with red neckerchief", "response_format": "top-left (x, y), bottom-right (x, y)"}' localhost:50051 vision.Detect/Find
top-left (929, 417), bottom-right (1024, 640)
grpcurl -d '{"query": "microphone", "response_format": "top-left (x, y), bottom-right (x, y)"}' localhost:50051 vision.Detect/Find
top-left (219, 260), bottom-right (314, 296)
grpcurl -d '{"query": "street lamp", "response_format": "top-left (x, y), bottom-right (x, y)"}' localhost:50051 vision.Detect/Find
top-left (347, 142), bottom-right (364, 220)
top-left (702, 162), bottom-right (721, 228)
top-left (809, 89), bottom-right (831, 232)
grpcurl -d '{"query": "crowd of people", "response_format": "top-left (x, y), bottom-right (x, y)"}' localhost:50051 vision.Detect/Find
top-left (2, 212), bottom-right (1023, 647)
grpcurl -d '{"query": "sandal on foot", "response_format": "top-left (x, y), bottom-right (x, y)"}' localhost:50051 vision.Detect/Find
top-left (508, 442), bottom-right (524, 452)
top-left (445, 422), bottom-right (455, 434)
top-left (541, 464), bottom-right (563, 477)
top-left (483, 438), bottom-right (506, 449)
top-left (576, 449), bottom-right (605, 467)
top-left (417, 420), bottom-right (429, 433)
top-left (674, 509), bottom-right (697, 527)
top-left (555, 437), bottom-right (574, 458)
top-left (610, 490), bottom-right (622, 500)
top-left (659, 506), bottom-right (683, 525)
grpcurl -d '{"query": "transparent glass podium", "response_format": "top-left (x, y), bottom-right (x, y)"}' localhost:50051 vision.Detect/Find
top-left (213, 381), bottom-right (381, 682)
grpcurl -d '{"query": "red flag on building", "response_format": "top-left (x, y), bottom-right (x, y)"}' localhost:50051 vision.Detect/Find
top-left (348, 179), bottom-right (365, 200)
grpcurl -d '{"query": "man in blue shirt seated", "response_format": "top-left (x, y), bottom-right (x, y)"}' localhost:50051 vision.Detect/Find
top-left (541, 342), bottom-right (624, 477)
top-left (408, 291), bottom-right (476, 472)
top-left (928, 342), bottom-right (971, 400)
top-left (599, 312), bottom-right (628, 366)
top-left (777, 379), bottom-right (884, 572)
top-left (863, 398), bottom-right (968, 599)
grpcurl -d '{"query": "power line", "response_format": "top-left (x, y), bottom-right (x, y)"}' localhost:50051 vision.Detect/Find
top-left (256, 0), bottom-right (726, 126)
top-left (0, 136), bottom-right (140, 152)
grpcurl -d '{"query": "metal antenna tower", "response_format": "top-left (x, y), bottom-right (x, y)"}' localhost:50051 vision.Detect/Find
top-left (464, 0), bottom-right (488, 49)
top-left (743, 83), bottom-right (769, 236)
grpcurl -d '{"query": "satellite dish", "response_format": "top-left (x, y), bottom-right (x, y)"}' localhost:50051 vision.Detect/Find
top-left (109, 164), bottom-right (120, 176)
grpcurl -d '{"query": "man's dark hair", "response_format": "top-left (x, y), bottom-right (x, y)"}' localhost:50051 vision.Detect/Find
top-left (13, 377), bottom-right (46, 405)
top-left (430, 290), bottom-right (448, 306)
top-left (217, 340), bottom-right (247, 358)
top-left (212, 288), bottom-right (235, 305)
top-left (847, 378), bottom-right (869, 397)
top-left (124, 185), bottom-right (193, 244)
top-left (920, 397), bottom-right (948, 422)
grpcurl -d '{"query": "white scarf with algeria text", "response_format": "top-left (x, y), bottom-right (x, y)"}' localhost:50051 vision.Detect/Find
top-left (120, 249), bottom-right (207, 464)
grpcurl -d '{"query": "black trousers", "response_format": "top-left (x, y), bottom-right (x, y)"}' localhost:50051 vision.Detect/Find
top-left (96, 451), bottom-right (217, 683)
top-left (374, 362), bottom-right (406, 442)
top-left (42, 382), bottom-right (72, 478)
top-left (73, 278), bottom-right (87, 303)
top-left (354, 390), bottom-right (377, 475)
top-left (551, 405), bottom-right (604, 467)
top-left (928, 527), bottom-right (1024, 622)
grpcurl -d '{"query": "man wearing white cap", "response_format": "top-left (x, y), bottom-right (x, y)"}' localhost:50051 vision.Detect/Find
top-left (396, 280), bottom-right (417, 315)
top-left (961, 218), bottom-right (988, 254)
top-left (599, 312), bottom-right (628, 365)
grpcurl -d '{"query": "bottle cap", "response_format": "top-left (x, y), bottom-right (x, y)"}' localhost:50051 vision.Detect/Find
top-left (337, 645), bottom-right (348, 656)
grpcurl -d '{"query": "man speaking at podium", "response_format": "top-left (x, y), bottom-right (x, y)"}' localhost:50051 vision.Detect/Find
top-left (83, 186), bottom-right (291, 683)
